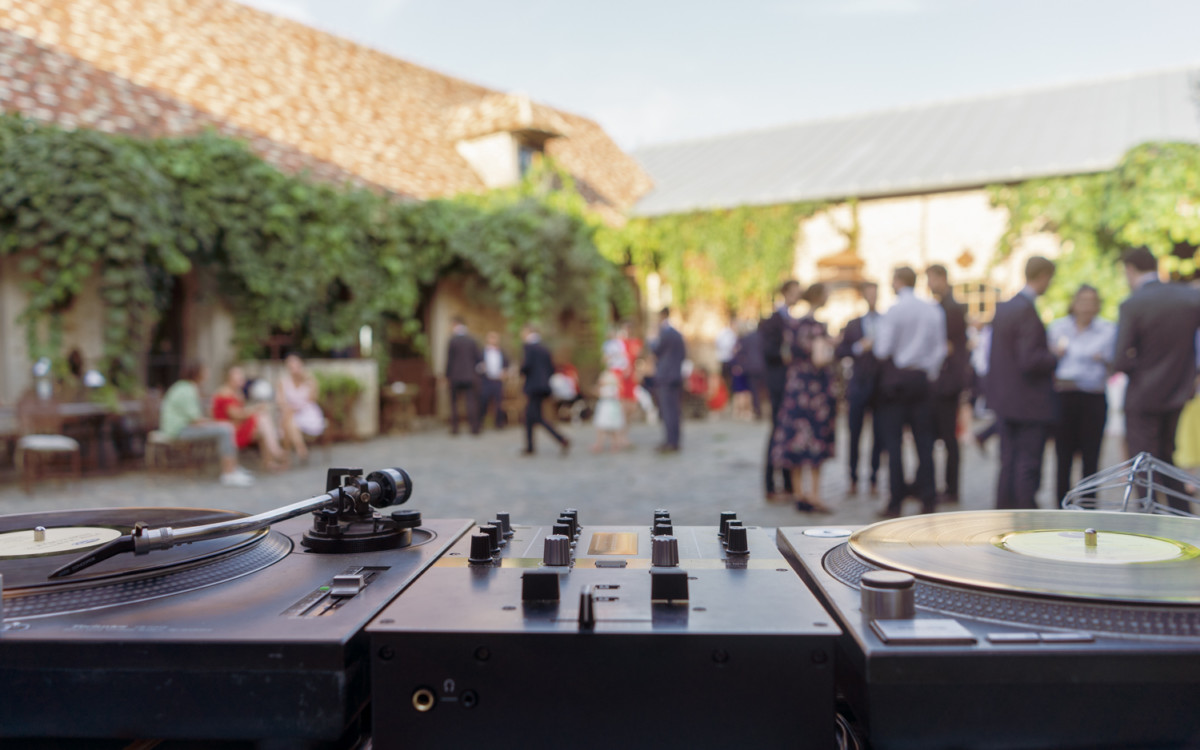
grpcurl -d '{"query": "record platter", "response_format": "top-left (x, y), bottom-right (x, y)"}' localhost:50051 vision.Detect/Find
top-left (0, 467), bottom-right (471, 748)
top-left (778, 510), bottom-right (1200, 750)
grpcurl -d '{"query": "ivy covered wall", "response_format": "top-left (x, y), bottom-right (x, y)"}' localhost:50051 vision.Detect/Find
top-left (0, 115), bottom-right (629, 392)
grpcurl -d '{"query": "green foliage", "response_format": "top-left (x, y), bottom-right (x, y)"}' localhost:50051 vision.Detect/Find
top-left (601, 202), bottom-right (819, 314)
top-left (990, 141), bottom-right (1200, 320)
top-left (314, 370), bottom-right (365, 402)
top-left (0, 116), bottom-right (625, 389)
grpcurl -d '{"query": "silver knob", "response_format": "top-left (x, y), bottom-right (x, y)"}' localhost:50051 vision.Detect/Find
top-left (860, 570), bottom-right (916, 620)
top-left (33, 526), bottom-right (46, 543)
top-left (543, 534), bottom-right (571, 566)
top-left (651, 535), bottom-right (680, 567)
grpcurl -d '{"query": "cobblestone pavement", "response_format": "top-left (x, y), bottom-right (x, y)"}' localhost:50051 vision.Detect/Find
top-left (0, 414), bottom-right (1127, 531)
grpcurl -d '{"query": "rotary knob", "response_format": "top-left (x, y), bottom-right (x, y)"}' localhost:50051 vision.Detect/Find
top-left (553, 522), bottom-right (572, 540)
top-left (557, 516), bottom-right (578, 538)
top-left (718, 511), bottom-right (738, 538)
top-left (496, 512), bottom-right (515, 538)
top-left (479, 524), bottom-right (503, 554)
top-left (543, 534), bottom-right (571, 566)
top-left (562, 508), bottom-right (581, 528)
top-left (725, 525), bottom-right (750, 556)
top-left (651, 535), bottom-right (680, 567)
top-left (487, 519), bottom-right (508, 547)
top-left (653, 521), bottom-right (673, 536)
top-left (467, 533), bottom-right (493, 565)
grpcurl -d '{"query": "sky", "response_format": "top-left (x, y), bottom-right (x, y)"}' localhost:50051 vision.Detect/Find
top-left (234, 0), bottom-right (1200, 150)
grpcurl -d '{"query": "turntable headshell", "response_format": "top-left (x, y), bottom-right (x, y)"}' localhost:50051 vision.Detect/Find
top-left (50, 466), bottom-right (417, 579)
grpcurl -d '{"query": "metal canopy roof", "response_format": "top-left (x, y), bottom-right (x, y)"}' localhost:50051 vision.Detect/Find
top-left (631, 67), bottom-right (1200, 217)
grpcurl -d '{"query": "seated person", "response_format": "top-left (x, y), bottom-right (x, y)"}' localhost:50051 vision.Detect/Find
top-left (212, 365), bottom-right (287, 471)
top-left (277, 354), bottom-right (326, 463)
top-left (159, 361), bottom-right (254, 487)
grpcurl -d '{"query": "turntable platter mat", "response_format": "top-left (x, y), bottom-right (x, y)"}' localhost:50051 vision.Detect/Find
top-left (849, 510), bottom-right (1200, 604)
top-left (0, 507), bottom-right (266, 590)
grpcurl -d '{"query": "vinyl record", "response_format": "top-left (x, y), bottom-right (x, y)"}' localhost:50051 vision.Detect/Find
top-left (0, 507), bottom-right (269, 590)
top-left (848, 510), bottom-right (1200, 604)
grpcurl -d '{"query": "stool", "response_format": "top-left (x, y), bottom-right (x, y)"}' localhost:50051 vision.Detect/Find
top-left (145, 430), bottom-right (218, 474)
top-left (15, 434), bottom-right (82, 494)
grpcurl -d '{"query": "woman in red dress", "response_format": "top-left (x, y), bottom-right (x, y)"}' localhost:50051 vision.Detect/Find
top-left (212, 365), bottom-right (288, 471)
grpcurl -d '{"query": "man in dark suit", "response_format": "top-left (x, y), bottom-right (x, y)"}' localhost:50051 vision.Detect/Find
top-left (835, 281), bottom-right (883, 496)
top-left (650, 306), bottom-right (686, 453)
top-left (477, 331), bottom-right (510, 430)
top-left (926, 264), bottom-right (969, 504)
top-left (760, 280), bottom-right (802, 498)
top-left (988, 256), bottom-right (1057, 509)
top-left (519, 324), bottom-right (570, 456)
top-left (445, 316), bottom-right (481, 435)
top-left (1114, 246), bottom-right (1200, 511)
top-left (734, 324), bottom-right (766, 419)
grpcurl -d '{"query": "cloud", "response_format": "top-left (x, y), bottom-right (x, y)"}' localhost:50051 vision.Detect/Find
top-left (233, 0), bottom-right (317, 24)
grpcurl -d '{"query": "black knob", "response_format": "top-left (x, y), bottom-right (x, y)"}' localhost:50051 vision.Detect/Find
top-left (553, 522), bottom-right (572, 538)
top-left (653, 508), bottom-right (670, 517)
top-left (543, 534), bottom-right (571, 566)
top-left (562, 508), bottom-right (580, 527)
top-left (480, 524), bottom-right (502, 553)
top-left (718, 511), bottom-right (737, 538)
top-left (467, 534), bottom-right (493, 565)
top-left (653, 522), bottom-right (673, 536)
top-left (488, 520), bottom-right (508, 547)
top-left (724, 520), bottom-right (744, 545)
top-left (390, 509), bottom-right (422, 529)
top-left (496, 512), bottom-right (514, 538)
top-left (557, 516), bottom-right (578, 538)
top-left (726, 525), bottom-right (750, 555)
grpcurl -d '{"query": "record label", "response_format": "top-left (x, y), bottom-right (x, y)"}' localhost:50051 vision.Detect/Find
top-left (0, 527), bottom-right (122, 559)
top-left (998, 529), bottom-right (1197, 565)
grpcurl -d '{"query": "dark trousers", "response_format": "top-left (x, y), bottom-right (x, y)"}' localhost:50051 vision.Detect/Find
top-left (658, 382), bottom-right (682, 449)
top-left (746, 372), bottom-right (765, 418)
top-left (878, 395), bottom-right (936, 513)
top-left (525, 394), bottom-right (566, 451)
top-left (932, 395), bottom-right (961, 498)
top-left (449, 382), bottom-right (479, 434)
top-left (479, 378), bottom-right (506, 429)
top-left (996, 419), bottom-right (1048, 509)
top-left (1054, 390), bottom-right (1107, 502)
top-left (1126, 407), bottom-right (1186, 511)
top-left (764, 366), bottom-right (793, 495)
top-left (847, 393), bottom-right (882, 486)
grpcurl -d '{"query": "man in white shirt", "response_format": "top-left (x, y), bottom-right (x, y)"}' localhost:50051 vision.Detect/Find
top-left (477, 331), bottom-right (510, 430)
top-left (873, 266), bottom-right (947, 518)
top-left (714, 315), bottom-right (738, 411)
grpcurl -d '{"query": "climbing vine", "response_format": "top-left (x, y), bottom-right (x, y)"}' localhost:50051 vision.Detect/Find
top-left (599, 201), bottom-right (819, 315)
top-left (0, 115), bottom-right (628, 390)
top-left (990, 141), bottom-right (1200, 320)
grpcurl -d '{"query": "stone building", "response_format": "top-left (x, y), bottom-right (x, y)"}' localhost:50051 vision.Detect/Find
top-left (632, 67), bottom-right (1200, 360)
top-left (0, 0), bottom-right (651, 410)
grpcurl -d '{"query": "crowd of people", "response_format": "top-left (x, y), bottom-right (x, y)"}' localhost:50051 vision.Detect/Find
top-left (158, 354), bottom-right (326, 488)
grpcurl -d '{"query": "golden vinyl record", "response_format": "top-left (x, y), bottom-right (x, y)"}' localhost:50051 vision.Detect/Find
top-left (848, 510), bottom-right (1200, 604)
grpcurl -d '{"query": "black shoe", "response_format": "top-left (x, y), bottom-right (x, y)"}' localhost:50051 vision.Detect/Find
top-left (795, 498), bottom-right (815, 512)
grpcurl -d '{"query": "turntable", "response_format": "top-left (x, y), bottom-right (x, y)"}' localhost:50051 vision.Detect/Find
top-left (369, 508), bottom-right (839, 749)
top-left (778, 510), bottom-right (1200, 749)
top-left (0, 467), bottom-right (471, 747)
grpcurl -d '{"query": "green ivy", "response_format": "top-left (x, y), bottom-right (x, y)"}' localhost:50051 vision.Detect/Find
top-left (600, 202), bottom-right (819, 314)
top-left (0, 115), bottom-right (627, 389)
top-left (989, 141), bottom-right (1200, 321)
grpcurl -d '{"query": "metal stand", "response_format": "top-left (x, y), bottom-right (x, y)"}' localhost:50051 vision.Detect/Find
top-left (1061, 451), bottom-right (1200, 516)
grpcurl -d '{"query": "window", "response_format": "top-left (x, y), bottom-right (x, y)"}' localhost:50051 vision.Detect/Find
top-left (954, 281), bottom-right (1002, 324)
top-left (517, 141), bottom-right (543, 177)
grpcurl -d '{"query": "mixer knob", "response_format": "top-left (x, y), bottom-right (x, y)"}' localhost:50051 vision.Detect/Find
top-left (651, 535), bottom-right (680, 567)
top-left (496, 512), bottom-right (515, 538)
top-left (467, 534), bottom-right (493, 565)
top-left (723, 520), bottom-right (744, 544)
top-left (718, 511), bottom-right (738, 538)
top-left (543, 534), bottom-right (572, 566)
top-left (488, 520), bottom-right (508, 547)
top-left (480, 524), bottom-right (503, 554)
top-left (557, 516), bottom-right (578, 538)
top-left (562, 508), bottom-right (580, 528)
top-left (725, 525), bottom-right (750, 556)
top-left (552, 522), bottom-right (572, 539)
top-left (578, 585), bottom-right (596, 630)
top-left (653, 521), bottom-right (673, 536)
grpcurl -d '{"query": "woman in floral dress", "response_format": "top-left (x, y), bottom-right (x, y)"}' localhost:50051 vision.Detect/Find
top-left (770, 283), bottom-right (836, 512)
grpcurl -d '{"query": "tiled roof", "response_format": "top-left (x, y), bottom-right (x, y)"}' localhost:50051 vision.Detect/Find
top-left (0, 0), bottom-right (651, 211)
top-left (632, 67), bottom-right (1200, 216)
top-left (0, 28), bottom-right (383, 191)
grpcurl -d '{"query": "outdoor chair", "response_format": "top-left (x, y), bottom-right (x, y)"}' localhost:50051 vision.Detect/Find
top-left (142, 392), bottom-right (219, 475)
top-left (14, 396), bottom-right (82, 494)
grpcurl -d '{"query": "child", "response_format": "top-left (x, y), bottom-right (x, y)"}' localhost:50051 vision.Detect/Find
top-left (591, 370), bottom-right (626, 452)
